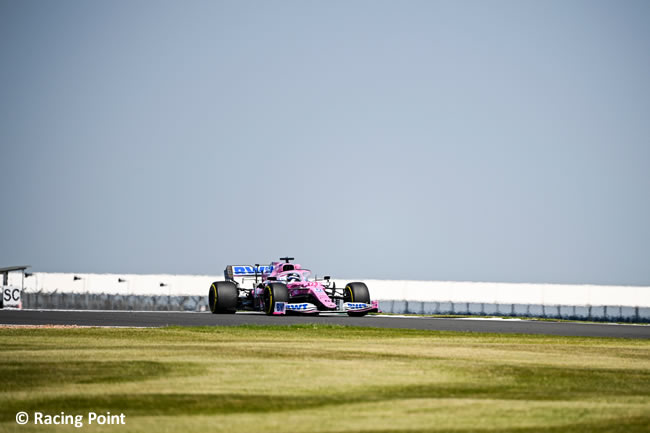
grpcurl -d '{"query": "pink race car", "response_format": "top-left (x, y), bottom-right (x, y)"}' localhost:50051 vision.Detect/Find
top-left (208, 257), bottom-right (379, 316)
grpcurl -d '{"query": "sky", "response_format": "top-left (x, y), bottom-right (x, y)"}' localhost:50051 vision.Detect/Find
top-left (1, 0), bottom-right (649, 285)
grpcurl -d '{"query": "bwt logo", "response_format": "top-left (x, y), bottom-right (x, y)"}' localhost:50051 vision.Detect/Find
top-left (346, 303), bottom-right (368, 310)
top-left (286, 303), bottom-right (311, 310)
top-left (233, 266), bottom-right (273, 275)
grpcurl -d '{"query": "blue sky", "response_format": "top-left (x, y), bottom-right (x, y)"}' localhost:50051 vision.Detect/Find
top-left (1, 0), bottom-right (649, 284)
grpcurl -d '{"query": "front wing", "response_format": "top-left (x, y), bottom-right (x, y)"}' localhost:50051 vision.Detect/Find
top-left (271, 300), bottom-right (379, 315)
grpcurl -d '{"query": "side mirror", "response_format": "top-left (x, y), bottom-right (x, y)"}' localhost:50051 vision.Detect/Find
top-left (324, 276), bottom-right (330, 281)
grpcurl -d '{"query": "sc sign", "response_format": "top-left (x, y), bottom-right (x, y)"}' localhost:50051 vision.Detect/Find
top-left (2, 286), bottom-right (22, 308)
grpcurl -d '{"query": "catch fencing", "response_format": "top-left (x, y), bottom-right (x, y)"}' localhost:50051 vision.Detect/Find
top-left (20, 291), bottom-right (209, 312)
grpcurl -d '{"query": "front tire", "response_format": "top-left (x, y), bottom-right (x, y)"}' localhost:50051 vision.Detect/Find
top-left (263, 282), bottom-right (289, 315)
top-left (209, 281), bottom-right (238, 314)
top-left (344, 282), bottom-right (371, 317)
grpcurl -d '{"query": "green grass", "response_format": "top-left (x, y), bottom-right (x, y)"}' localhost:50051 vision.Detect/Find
top-left (370, 312), bottom-right (650, 325)
top-left (1, 324), bottom-right (649, 432)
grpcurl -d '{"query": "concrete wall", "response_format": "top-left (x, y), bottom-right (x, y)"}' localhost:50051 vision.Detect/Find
top-left (361, 279), bottom-right (650, 308)
top-left (23, 272), bottom-right (218, 296)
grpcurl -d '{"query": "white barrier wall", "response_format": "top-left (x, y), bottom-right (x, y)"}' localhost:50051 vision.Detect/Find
top-left (355, 279), bottom-right (650, 308)
top-left (22, 272), bottom-right (650, 308)
top-left (23, 273), bottom-right (220, 297)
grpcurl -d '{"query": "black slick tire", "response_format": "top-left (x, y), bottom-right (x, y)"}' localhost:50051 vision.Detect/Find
top-left (344, 282), bottom-right (371, 317)
top-left (263, 282), bottom-right (289, 315)
top-left (209, 281), bottom-right (238, 314)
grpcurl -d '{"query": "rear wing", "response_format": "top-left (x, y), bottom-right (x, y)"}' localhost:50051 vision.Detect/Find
top-left (224, 265), bottom-right (273, 282)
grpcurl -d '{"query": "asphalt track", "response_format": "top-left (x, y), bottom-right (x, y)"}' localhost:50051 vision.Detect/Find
top-left (1, 309), bottom-right (649, 338)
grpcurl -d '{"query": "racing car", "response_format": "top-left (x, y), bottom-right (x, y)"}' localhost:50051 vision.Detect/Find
top-left (208, 257), bottom-right (379, 316)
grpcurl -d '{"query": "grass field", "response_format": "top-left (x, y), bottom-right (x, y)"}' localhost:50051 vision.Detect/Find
top-left (1, 324), bottom-right (649, 433)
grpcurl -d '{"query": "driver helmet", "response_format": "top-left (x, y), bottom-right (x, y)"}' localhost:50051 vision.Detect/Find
top-left (286, 273), bottom-right (300, 282)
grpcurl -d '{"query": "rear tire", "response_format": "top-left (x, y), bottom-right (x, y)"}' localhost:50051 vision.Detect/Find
top-left (263, 282), bottom-right (289, 315)
top-left (344, 282), bottom-right (371, 317)
top-left (209, 281), bottom-right (238, 314)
